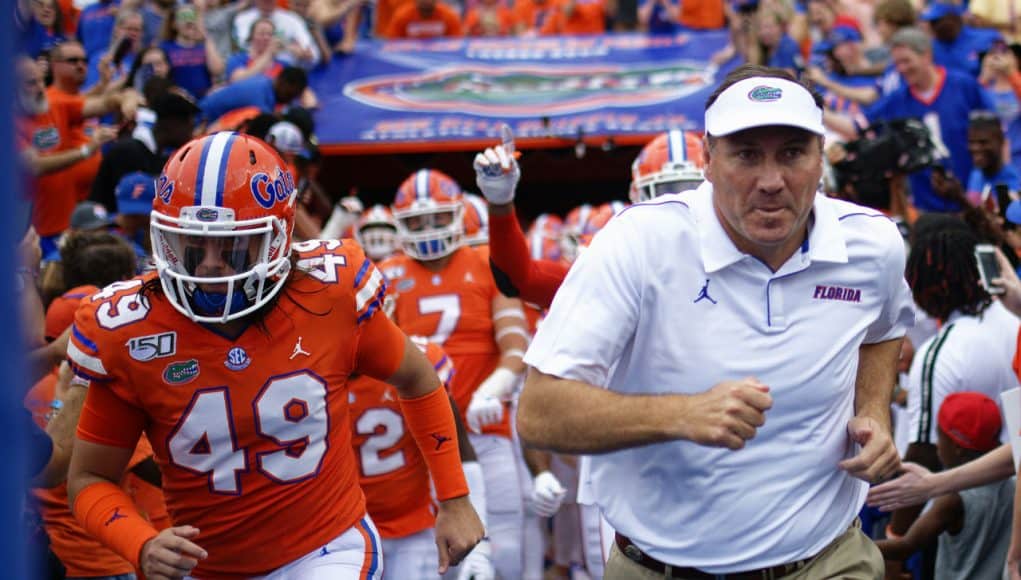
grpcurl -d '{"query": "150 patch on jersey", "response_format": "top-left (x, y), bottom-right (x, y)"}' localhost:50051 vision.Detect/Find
top-left (127, 331), bottom-right (177, 362)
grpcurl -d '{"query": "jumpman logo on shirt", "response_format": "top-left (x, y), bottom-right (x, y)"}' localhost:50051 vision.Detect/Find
top-left (104, 508), bottom-right (127, 526)
top-left (431, 432), bottom-right (452, 451)
top-left (694, 279), bottom-right (717, 305)
top-left (289, 336), bottom-right (311, 360)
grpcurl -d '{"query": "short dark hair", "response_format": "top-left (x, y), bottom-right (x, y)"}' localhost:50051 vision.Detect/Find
top-left (968, 110), bottom-right (1003, 134)
top-left (60, 231), bottom-right (137, 291)
top-left (277, 66), bottom-right (309, 90)
top-left (704, 64), bottom-right (824, 112)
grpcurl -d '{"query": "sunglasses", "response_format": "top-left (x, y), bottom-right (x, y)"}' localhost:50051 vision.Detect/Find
top-left (57, 57), bottom-right (87, 64)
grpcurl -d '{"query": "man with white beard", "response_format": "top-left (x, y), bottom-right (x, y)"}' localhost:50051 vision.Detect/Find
top-left (16, 56), bottom-right (136, 256)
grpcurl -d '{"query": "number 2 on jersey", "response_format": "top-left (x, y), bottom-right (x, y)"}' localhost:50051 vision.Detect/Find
top-left (418, 294), bottom-right (461, 344)
top-left (168, 371), bottom-right (329, 494)
top-left (356, 408), bottom-right (407, 477)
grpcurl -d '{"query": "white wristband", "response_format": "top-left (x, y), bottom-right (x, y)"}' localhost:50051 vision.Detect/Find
top-left (79, 144), bottom-right (91, 159)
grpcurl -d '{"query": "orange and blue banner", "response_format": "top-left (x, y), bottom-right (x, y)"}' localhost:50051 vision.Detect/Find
top-left (310, 31), bottom-right (732, 154)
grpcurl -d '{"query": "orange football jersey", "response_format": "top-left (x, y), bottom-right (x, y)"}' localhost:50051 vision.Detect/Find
top-left (348, 338), bottom-right (454, 539)
top-left (70, 239), bottom-right (405, 579)
top-left (380, 245), bottom-right (510, 438)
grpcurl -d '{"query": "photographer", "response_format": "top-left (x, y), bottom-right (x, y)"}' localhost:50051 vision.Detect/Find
top-left (825, 27), bottom-right (994, 213)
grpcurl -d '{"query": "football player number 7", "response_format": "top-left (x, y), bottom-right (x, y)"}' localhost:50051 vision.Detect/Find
top-left (168, 372), bottom-right (329, 494)
top-left (418, 294), bottom-right (461, 345)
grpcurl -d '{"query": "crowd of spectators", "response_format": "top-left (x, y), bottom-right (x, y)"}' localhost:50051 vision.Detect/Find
top-left (11, 0), bottom-right (1021, 578)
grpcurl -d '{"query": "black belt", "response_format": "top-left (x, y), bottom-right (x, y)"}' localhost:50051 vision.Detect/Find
top-left (614, 533), bottom-right (812, 579)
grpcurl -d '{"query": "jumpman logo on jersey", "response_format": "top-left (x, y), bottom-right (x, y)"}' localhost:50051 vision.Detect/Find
top-left (431, 432), bottom-right (452, 450)
top-left (381, 389), bottom-right (395, 402)
top-left (289, 336), bottom-right (311, 360)
top-left (104, 508), bottom-right (127, 526)
top-left (694, 279), bottom-right (717, 305)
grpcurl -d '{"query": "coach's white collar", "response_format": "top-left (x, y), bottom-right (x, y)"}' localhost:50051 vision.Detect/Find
top-left (695, 183), bottom-right (848, 273)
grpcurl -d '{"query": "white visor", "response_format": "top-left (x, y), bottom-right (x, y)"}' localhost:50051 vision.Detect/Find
top-left (704, 77), bottom-right (825, 137)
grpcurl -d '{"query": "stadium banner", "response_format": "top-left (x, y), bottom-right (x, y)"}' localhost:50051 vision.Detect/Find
top-left (310, 31), bottom-right (733, 154)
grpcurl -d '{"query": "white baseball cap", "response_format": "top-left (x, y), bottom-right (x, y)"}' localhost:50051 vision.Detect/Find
top-left (704, 76), bottom-right (825, 137)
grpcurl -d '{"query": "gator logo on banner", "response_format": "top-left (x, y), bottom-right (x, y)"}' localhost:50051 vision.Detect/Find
top-left (344, 63), bottom-right (714, 117)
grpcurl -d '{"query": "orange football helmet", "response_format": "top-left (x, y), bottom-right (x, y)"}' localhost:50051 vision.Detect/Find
top-left (151, 132), bottom-right (296, 323)
top-left (354, 204), bottom-right (399, 262)
top-left (560, 202), bottom-right (626, 263)
top-left (391, 169), bottom-right (465, 261)
top-left (526, 213), bottom-right (563, 262)
top-left (630, 130), bottom-right (705, 204)
top-left (462, 192), bottom-right (489, 247)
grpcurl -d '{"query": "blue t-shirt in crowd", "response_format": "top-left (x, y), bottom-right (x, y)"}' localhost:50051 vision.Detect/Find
top-left (876, 62), bottom-right (902, 97)
top-left (967, 164), bottom-right (1021, 200)
top-left (639, 0), bottom-right (680, 34)
top-left (324, 19), bottom-right (345, 47)
top-left (20, 19), bottom-right (66, 58)
top-left (986, 86), bottom-right (1021, 172)
top-left (76, 0), bottom-right (118, 58)
top-left (198, 74), bottom-right (276, 123)
top-left (767, 35), bottom-right (802, 71)
top-left (932, 26), bottom-right (1001, 78)
top-left (224, 52), bottom-right (286, 81)
top-left (161, 40), bottom-right (213, 99)
top-left (866, 66), bottom-right (995, 212)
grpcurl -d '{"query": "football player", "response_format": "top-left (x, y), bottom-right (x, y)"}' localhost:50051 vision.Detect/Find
top-left (354, 204), bottom-right (400, 262)
top-left (350, 335), bottom-right (495, 580)
top-left (67, 133), bottom-right (484, 580)
top-left (628, 129), bottom-right (705, 204)
top-left (381, 168), bottom-right (531, 579)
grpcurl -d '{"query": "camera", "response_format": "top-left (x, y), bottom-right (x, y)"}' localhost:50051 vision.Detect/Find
top-left (831, 118), bottom-right (939, 210)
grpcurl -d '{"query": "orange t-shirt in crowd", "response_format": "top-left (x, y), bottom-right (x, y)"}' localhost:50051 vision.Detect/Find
top-left (386, 1), bottom-right (464, 38)
top-left (679, 0), bottom-right (724, 29)
top-left (512, 0), bottom-right (556, 32)
top-left (70, 240), bottom-right (407, 580)
top-left (16, 94), bottom-right (87, 237)
top-left (349, 338), bottom-right (455, 539)
top-left (47, 86), bottom-right (101, 203)
top-left (464, 4), bottom-right (516, 36)
top-left (539, 0), bottom-right (606, 35)
top-left (375, 0), bottom-right (415, 36)
top-left (25, 375), bottom-right (164, 578)
top-left (380, 245), bottom-right (511, 438)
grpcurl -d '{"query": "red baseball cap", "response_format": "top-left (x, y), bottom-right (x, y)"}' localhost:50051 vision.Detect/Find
top-left (937, 392), bottom-right (1002, 452)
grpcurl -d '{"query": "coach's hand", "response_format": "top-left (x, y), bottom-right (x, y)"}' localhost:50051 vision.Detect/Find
top-left (675, 378), bottom-right (772, 450)
top-left (140, 526), bottom-right (207, 579)
top-left (435, 495), bottom-right (486, 574)
top-left (839, 416), bottom-right (900, 484)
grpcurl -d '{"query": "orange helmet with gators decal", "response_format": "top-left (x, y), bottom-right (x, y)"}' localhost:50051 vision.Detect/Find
top-left (355, 204), bottom-right (399, 261)
top-left (151, 132), bottom-right (296, 323)
top-left (526, 213), bottom-right (563, 262)
top-left (462, 192), bottom-right (489, 247)
top-left (630, 129), bottom-right (704, 204)
top-left (391, 169), bottom-right (465, 261)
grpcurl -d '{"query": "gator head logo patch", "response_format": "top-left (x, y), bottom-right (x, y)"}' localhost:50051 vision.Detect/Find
top-left (163, 359), bottom-right (199, 385)
top-left (747, 86), bottom-right (783, 102)
top-left (345, 62), bottom-right (713, 117)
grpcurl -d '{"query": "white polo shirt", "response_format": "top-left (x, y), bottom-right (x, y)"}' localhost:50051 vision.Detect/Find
top-left (906, 300), bottom-right (1020, 446)
top-left (524, 183), bottom-right (914, 573)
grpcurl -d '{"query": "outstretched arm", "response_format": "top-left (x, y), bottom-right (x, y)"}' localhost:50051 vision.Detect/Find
top-left (475, 125), bottom-right (569, 309)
